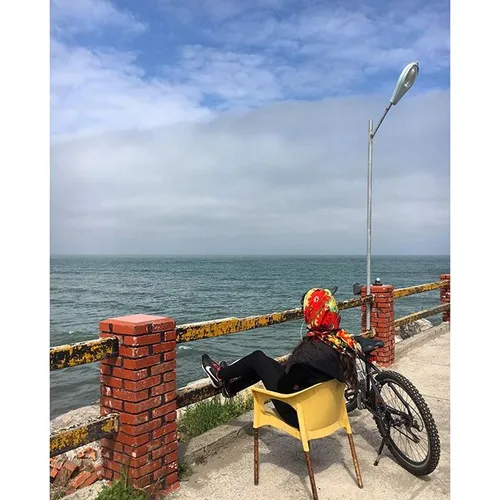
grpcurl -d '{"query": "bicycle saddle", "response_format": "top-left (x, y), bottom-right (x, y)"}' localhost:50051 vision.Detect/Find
top-left (353, 335), bottom-right (384, 353)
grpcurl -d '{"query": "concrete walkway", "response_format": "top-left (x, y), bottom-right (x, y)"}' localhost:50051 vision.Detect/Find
top-left (170, 325), bottom-right (450, 500)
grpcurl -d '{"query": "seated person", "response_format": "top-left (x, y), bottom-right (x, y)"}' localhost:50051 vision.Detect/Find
top-left (201, 287), bottom-right (358, 428)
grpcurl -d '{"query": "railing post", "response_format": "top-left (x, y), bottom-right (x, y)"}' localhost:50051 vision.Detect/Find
top-left (440, 273), bottom-right (450, 323)
top-left (361, 284), bottom-right (395, 367)
top-left (99, 314), bottom-right (179, 495)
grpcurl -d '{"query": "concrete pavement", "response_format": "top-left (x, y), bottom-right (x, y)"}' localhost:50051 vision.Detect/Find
top-left (169, 324), bottom-right (450, 500)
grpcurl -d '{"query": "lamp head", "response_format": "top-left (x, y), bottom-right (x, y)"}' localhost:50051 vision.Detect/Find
top-left (390, 61), bottom-right (419, 105)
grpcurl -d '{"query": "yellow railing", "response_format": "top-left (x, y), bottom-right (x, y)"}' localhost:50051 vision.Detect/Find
top-left (49, 278), bottom-right (450, 453)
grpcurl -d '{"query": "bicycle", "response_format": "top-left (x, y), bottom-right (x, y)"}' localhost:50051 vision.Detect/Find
top-left (343, 335), bottom-right (441, 476)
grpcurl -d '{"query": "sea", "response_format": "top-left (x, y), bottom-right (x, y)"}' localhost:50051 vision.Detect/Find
top-left (50, 255), bottom-right (449, 419)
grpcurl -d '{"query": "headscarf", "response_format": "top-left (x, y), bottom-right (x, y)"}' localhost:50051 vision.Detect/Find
top-left (302, 288), bottom-right (357, 357)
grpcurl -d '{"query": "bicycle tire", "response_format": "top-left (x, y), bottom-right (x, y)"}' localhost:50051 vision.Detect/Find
top-left (374, 370), bottom-right (440, 476)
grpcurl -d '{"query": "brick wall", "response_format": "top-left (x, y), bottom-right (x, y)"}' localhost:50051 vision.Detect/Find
top-left (99, 314), bottom-right (179, 495)
top-left (440, 273), bottom-right (450, 322)
top-left (361, 284), bottom-right (395, 367)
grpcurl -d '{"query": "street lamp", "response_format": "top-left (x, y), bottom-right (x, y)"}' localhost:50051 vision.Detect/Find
top-left (365, 61), bottom-right (419, 331)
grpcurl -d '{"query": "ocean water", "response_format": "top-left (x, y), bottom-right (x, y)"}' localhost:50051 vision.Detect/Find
top-left (50, 255), bottom-right (449, 419)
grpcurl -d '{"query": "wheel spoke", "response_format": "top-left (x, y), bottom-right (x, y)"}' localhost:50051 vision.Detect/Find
top-left (379, 380), bottom-right (429, 464)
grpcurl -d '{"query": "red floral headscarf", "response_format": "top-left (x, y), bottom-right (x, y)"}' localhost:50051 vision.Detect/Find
top-left (302, 288), bottom-right (357, 357)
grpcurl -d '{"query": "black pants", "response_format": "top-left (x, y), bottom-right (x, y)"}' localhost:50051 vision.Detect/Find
top-left (218, 350), bottom-right (285, 394)
top-left (218, 350), bottom-right (299, 428)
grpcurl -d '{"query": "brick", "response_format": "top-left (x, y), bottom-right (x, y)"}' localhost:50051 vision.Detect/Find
top-left (163, 411), bottom-right (176, 423)
top-left (119, 411), bottom-right (150, 426)
top-left (101, 396), bottom-right (123, 411)
top-left (152, 422), bottom-right (177, 439)
top-left (69, 471), bottom-right (92, 489)
top-left (129, 459), bottom-right (163, 479)
top-left (124, 396), bottom-right (162, 414)
top-left (151, 382), bottom-right (176, 397)
top-left (101, 386), bottom-right (113, 397)
top-left (164, 330), bottom-right (177, 342)
top-left (100, 364), bottom-right (113, 376)
top-left (50, 468), bottom-right (58, 480)
top-left (95, 465), bottom-right (103, 478)
top-left (152, 401), bottom-right (177, 419)
top-left (123, 375), bottom-right (161, 392)
top-left (101, 439), bottom-right (124, 453)
top-left (152, 341), bottom-right (176, 355)
top-left (130, 474), bottom-right (153, 489)
top-left (119, 345), bottom-right (150, 358)
top-left (122, 333), bottom-right (162, 347)
top-left (100, 375), bottom-right (123, 389)
top-left (102, 468), bottom-right (115, 480)
top-left (119, 418), bottom-right (162, 436)
top-left (123, 439), bottom-right (163, 459)
top-left (114, 431), bottom-right (150, 447)
top-left (112, 388), bottom-right (150, 402)
top-left (123, 354), bottom-right (161, 370)
top-left (163, 371), bottom-right (175, 383)
top-left (101, 356), bottom-right (122, 367)
top-left (99, 315), bottom-right (174, 335)
top-left (151, 360), bottom-right (175, 376)
top-left (163, 481), bottom-right (180, 494)
top-left (113, 451), bottom-right (150, 468)
top-left (152, 441), bottom-right (177, 461)
top-left (102, 459), bottom-right (123, 474)
top-left (63, 460), bottom-right (79, 477)
top-left (110, 367), bottom-right (149, 381)
top-left (162, 351), bottom-right (176, 362)
top-left (82, 471), bottom-right (99, 488)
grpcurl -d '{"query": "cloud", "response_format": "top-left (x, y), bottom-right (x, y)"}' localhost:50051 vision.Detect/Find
top-left (50, 39), bottom-right (211, 140)
top-left (51, 0), bottom-right (147, 36)
top-left (50, 90), bottom-right (449, 255)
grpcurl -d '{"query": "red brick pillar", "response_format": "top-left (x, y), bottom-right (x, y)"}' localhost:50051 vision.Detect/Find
top-left (99, 314), bottom-right (179, 495)
top-left (440, 273), bottom-right (450, 323)
top-left (361, 285), bottom-right (395, 367)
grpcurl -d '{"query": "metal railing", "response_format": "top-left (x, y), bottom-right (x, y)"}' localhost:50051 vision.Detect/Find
top-left (49, 279), bottom-right (449, 455)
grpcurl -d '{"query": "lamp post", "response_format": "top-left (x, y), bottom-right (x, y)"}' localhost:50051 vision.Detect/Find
top-left (365, 61), bottom-right (420, 331)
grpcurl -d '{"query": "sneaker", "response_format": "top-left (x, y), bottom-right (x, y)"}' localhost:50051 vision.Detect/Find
top-left (202, 354), bottom-right (223, 388)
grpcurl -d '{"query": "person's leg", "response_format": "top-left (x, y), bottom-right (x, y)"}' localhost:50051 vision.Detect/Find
top-left (219, 350), bottom-right (284, 391)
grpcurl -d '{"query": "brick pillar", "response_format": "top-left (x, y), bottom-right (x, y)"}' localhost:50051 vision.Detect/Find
top-left (361, 285), bottom-right (395, 367)
top-left (440, 273), bottom-right (450, 323)
top-left (99, 314), bottom-right (179, 495)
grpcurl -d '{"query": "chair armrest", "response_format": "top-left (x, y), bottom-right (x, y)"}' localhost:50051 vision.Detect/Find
top-left (251, 383), bottom-right (323, 404)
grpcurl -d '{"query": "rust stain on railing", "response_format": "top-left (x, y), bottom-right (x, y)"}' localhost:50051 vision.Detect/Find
top-left (50, 337), bottom-right (119, 371)
top-left (176, 296), bottom-right (371, 344)
top-left (50, 413), bottom-right (119, 457)
top-left (394, 280), bottom-right (450, 299)
top-left (394, 303), bottom-right (450, 327)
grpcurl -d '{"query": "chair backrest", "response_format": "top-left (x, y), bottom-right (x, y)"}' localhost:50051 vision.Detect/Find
top-left (296, 379), bottom-right (347, 432)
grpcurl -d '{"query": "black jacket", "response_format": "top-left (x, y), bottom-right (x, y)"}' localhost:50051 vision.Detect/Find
top-left (272, 337), bottom-right (343, 428)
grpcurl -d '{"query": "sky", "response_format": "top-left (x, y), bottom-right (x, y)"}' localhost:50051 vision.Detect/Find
top-left (50, 0), bottom-right (450, 255)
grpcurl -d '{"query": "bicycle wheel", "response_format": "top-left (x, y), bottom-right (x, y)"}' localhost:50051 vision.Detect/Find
top-left (374, 370), bottom-right (440, 476)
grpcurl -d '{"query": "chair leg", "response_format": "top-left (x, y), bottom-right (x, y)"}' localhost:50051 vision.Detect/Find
top-left (347, 432), bottom-right (363, 489)
top-left (304, 449), bottom-right (319, 500)
top-left (254, 427), bottom-right (259, 486)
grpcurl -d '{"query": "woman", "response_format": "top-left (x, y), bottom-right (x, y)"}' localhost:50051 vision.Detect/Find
top-left (201, 287), bottom-right (358, 428)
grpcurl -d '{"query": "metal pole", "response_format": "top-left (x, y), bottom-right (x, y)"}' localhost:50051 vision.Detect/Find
top-left (366, 119), bottom-right (374, 331)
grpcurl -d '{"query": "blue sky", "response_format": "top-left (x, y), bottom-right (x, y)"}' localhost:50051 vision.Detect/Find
top-left (50, 0), bottom-right (450, 254)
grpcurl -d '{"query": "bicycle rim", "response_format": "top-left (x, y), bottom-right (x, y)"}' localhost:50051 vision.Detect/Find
top-left (375, 370), bottom-right (440, 475)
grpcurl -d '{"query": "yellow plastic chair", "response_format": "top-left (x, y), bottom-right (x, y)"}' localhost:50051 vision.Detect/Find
top-left (251, 379), bottom-right (363, 500)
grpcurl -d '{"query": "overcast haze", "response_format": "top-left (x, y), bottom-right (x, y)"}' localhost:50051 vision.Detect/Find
top-left (50, 0), bottom-right (450, 255)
